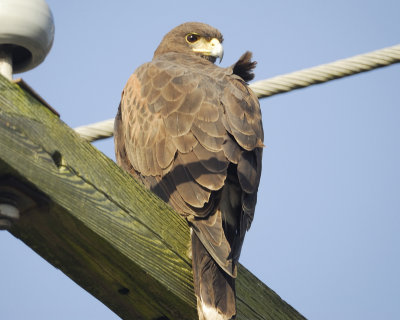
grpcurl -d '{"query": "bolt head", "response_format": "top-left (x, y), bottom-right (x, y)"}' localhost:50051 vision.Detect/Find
top-left (0, 203), bottom-right (20, 219)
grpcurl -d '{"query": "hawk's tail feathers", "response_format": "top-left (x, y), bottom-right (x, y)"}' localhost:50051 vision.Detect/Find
top-left (191, 231), bottom-right (236, 320)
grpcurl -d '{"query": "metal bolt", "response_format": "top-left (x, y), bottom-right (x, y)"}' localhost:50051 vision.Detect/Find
top-left (0, 203), bottom-right (20, 218)
top-left (0, 203), bottom-right (20, 230)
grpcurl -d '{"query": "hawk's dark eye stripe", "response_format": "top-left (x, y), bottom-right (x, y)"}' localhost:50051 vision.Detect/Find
top-left (186, 33), bottom-right (199, 43)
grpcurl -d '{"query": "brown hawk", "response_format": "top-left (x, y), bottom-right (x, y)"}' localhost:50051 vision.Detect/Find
top-left (114, 22), bottom-right (263, 320)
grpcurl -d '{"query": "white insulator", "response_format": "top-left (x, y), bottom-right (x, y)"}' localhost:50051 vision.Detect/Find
top-left (0, 0), bottom-right (55, 75)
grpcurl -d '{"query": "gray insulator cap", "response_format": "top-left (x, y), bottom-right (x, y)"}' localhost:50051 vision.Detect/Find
top-left (0, 0), bottom-right (55, 73)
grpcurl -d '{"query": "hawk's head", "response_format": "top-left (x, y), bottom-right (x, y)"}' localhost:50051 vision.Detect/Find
top-left (153, 22), bottom-right (224, 63)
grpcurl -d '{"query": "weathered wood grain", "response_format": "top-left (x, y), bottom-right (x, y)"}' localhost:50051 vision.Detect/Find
top-left (0, 75), bottom-right (305, 319)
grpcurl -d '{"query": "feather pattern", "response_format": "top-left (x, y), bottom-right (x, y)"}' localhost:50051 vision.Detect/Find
top-left (114, 22), bottom-right (263, 320)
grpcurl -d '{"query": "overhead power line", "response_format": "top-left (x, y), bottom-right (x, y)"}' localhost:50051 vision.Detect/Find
top-left (74, 119), bottom-right (115, 143)
top-left (250, 44), bottom-right (400, 98)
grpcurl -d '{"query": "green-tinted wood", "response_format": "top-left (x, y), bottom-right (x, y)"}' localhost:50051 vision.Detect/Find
top-left (0, 74), bottom-right (305, 320)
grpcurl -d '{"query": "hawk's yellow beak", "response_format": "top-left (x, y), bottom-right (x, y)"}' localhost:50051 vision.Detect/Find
top-left (192, 38), bottom-right (224, 63)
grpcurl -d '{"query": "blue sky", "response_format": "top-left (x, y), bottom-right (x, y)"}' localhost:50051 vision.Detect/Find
top-left (1, 1), bottom-right (399, 319)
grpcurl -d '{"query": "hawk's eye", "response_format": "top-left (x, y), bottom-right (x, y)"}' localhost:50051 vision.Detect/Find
top-left (186, 33), bottom-right (199, 43)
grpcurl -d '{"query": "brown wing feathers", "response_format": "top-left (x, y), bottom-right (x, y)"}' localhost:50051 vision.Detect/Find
top-left (115, 22), bottom-right (263, 320)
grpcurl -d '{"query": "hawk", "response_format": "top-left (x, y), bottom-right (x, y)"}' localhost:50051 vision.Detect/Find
top-left (114, 22), bottom-right (263, 320)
